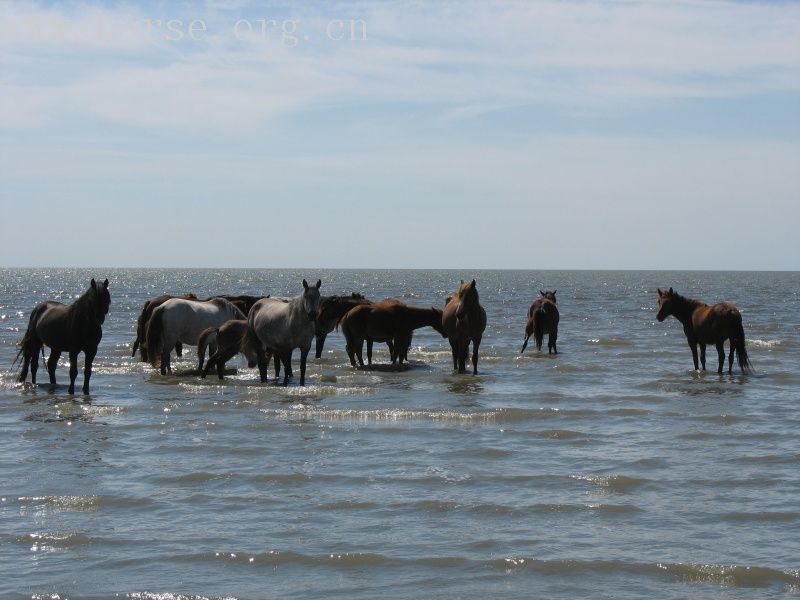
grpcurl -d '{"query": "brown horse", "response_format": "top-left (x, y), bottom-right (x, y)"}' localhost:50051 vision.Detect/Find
top-left (521, 290), bottom-right (559, 354)
top-left (340, 300), bottom-right (446, 367)
top-left (656, 287), bottom-right (752, 374)
top-left (132, 293), bottom-right (198, 362)
top-left (197, 319), bottom-right (269, 380)
top-left (15, 278), bottom-right (111, 395)
top-left (442, 279), bottom-right (487, 374)
top-left (315, 293), bottom-right (396, 361)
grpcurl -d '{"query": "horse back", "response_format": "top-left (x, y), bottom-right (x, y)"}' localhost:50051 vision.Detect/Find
top-left (692, 301), bottom-right (741, 343)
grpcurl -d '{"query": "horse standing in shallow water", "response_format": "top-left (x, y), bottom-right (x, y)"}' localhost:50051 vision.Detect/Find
top-left (244, 279), bottom-right (322, 385)
top-left (132, 293), bottom-right (198, 362)
top-left (197, 319), bottom-right (263, 380)
top-left (314, 293), bottom-right (377, 358)
top-left (521, 290), bottom-right (559, 354)
top-left (146, 297), bottom-right (246, 374)
top-left (339, 300), bottom-right (446, 368)
top-left (442, 279), bottom-right (487, 374)
top-left (15, 278), bottom-right (111, 395)
top-left (656, 287), bottom-right (752, 374)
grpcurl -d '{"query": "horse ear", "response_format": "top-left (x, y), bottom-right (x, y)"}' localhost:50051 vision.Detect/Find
top-left (316, 279), bottom-right (321, 289)
top-left (103, 278), bottom-right (109, 289)
top-left (668, 287), bottom-right (674, 295)
top-left (657, 288), bottom-right (662, 296)
top-left (91, 278), bottom-right (96, 289)
top-left (540, 290), bottom-right (545, 296)
top-left (470, 279), bottom-right (476, 288)
top-left (460, 279), bottom-right (464, 284)
top-left (303, 279), bottom-right (309, 289)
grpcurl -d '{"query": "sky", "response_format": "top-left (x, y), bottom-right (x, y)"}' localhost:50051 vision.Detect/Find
top-left (1, 0), bottom-right (799, 270)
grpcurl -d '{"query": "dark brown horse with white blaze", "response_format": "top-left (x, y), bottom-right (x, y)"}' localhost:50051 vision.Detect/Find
top-left (521, 290), bottom-right (559, 354)
top-left (442, 279), bottom-right (487, 374)
top-left (15, 278), bottom-right (111, 395)
top-left (656, 287), bottom-right (751, 374)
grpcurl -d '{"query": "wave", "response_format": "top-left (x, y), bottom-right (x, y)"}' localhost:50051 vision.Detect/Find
top-left (535, 429), bottom-right (589, 440)
top-left (9, 531), bottom-right (112, 550)
top-left (138, 551), bottom-right (800, 589)
top-left (748, 339), bottom-right (783, 348)
top-left (11, 494), bottom-right (152, 512)
top-left (258, 405), bottom-right (608, 424)
top-left (724, 511), bottom-right (800, 523)
top-left (587, 338), bottom-right (632, 346)
top-left (569, 474), bottom-right (652, 493)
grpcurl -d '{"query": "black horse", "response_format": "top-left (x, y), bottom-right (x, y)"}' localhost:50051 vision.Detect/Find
top-left (15, 278), bottom-right (111, 395)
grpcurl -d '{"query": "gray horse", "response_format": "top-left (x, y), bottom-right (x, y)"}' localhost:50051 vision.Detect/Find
top-left (244, 279), bottom-right (321, 385)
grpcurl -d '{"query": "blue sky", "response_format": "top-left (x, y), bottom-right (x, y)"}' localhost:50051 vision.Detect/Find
top-left (1, 0), bottom-right (799, 269)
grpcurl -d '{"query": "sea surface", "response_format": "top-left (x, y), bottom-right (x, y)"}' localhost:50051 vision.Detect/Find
top-left (0, 268), bottom-right (798, 600)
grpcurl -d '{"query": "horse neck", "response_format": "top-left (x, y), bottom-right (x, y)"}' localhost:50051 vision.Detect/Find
top-left (461, 294), bottom-right (481, 319)
top-left (335, 298), bottom-right (366, 319)
top-left (671, 295), bottom-right (702, 326)
top-left (289, 295), bottom-right (311, 322)
top-left (72, 290), bottom-right (99, 323)
top-left (404, 306), bottom-right (439, 330)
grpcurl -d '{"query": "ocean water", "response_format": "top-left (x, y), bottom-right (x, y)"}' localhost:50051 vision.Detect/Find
top-left (0, 268), bottom-right (798, 600)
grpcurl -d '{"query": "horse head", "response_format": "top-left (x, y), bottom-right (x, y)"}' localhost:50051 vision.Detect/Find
top-left (656, 287), bottom-right (676, 322)
top-left (540, 290), bottom-right (557, 304)
top-left (89, 278), bottom-right (111, 323)
top-left (302, 279), bottom-right (322, 322)
top-left (456, 279), bottom-right (478, 321)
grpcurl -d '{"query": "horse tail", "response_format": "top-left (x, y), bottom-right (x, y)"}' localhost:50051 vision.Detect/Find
top-left (197, 327), bottom-right (218, 364)
top-left (732, 317), bottom-right (752, 374)
top-left (532, 307), bottom-right (545, 350)
top-left (145, 305), bottom-right (166, 368)
top-left (521, 320), bottom-right (533, 354)
top-left (132, 300), bottom-right (151, 357)
top-left (13, 304), bottom-right (45, 377)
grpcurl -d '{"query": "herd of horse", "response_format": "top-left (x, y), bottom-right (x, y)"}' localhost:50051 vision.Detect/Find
top-left (12, 278), bottom-right (752, 395)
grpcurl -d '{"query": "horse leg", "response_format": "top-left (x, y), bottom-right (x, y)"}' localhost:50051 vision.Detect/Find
top-left (175, 342), bottom-right (183, 357)
top-left (282, 350), bottom-right (293, 385)
top-left (699, 344), bottom-right (706, 371)
top-left (458, 341), bottom-right (468, 374)
top-left (30, 344), bottom-right (41, 386)
top-left (82, 349), bottom-right (96, 395)
top-left (201, 352), bottom-right (217, 379)
top-left (366, 338), bottom-right (374, 365)
top-left (688, 341), bottom-right (699, 371)
top-left (387, 340), bottom-right (396, 363)
top-left (257, 350), bottom-right (269, 383)
top-left (551, 328), bottom-right (558, 354)
top-left (273, 352), bottom-right (282, 379)
top-left (47, 350), bottom-right (61, 385)
top-left (217, 348), bottom-right (238, 381)
top-left (160, 348), bottom-right (169, 376)
top-left (716, 342), bottom-right (725, 375)
top-left (315, 333), bottom-right (326, 359)
top-left (283, 350), bottom-right (293, 379)
top-left (450, 342), bottom-right (458, 371)
top-left (355, 339), bottom-right (365, 368)
top-left (472, 338), bottom-right (481, 375)
top-left (68, 351), bottom-right (78, 394)
top-left (300, 347), bottom-right (309, 386)
top-left (728, 340), bottom-right (735, 375)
